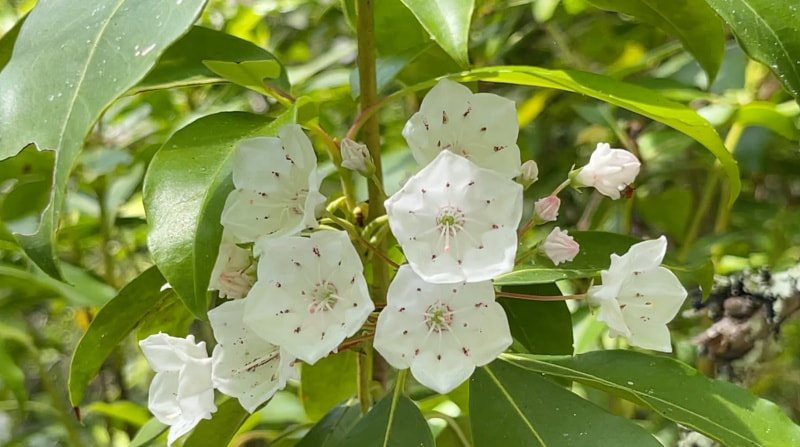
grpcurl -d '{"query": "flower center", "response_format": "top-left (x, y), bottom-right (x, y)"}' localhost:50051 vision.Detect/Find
top-left (309, 281), bottom-right (339, 314)
top-left (424, 301), bottom-right (455, 333)
top-left (435, 206), bottom-right (466, 253)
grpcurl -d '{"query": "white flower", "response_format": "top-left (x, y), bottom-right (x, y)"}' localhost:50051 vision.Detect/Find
top-left (221, 124), bottom-right (327, 243)
top-left (374, 265), bottom-right (512, 394)
top-left (542, 227), bottom-right (579, 265)
top-left (402, 79), bottom-right (521, 177)
top-left (208, 299), bottom-right (297, 413)
top-left (340, 138), bottom-right (374, 175)
top-left (139, 333), bottom-right (216, 446)
top-left (573, 143), bottom-right (640, 199)
top-left (242, 230), bottom-right (374, 364)
top-left (533, 195), bottom-right (560, 224)
top-left (519, 159), bottom-right (539, 188)
top-left (587, 236), bottom-right (687, 352)
top-left (385, 151), bottom-right (523, 283)
top-left (209, 229), bottom-right (255, 299)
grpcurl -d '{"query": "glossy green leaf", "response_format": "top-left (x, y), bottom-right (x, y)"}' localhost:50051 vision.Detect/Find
top-left (0, 341), bottom-right (27, 407)
top-left (454, 66), bottom-right (741, 205)
top-left (499, 284), bottom-right (573, 355)
top-left (399, 0), bottom-right (474, 68)
top-left (183, 398), bottom-right (249, 447)
top-left (495, 231), bottom-right (640, 286)
top-left (85, 401), bottom-right (151, 427)
top-left (587, 0), bottom-right (725, 81)
top-left (335, 393), bottom-right (434, 447)
top-left (301, 350), bottom-right (358, 421)
top-left (734, 101), bottom-right (800, 140)
top-left (470, 360), bottom-right (662, 447)
top-left (504, 350), bottom-right (800, 447)
top-left (704, 0), bottom-right (800, 99)
top-left (203, 60), bottom-right (282, 95)
top-left (136, 25), bottom-right (289, 93)
top-left (143, 111), bottom-right (290, 319)
top-left (68, 266), bottom-right (168, 406)
top-left (130, 417), bottom-right (168, 447)
top-left (0, 0), bottom-right (206, 277)
top-left (297, 401), bottom-right (362, 447)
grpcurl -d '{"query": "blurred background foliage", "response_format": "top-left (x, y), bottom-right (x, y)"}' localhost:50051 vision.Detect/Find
top-left (0, 0), bottom-right (799, 446)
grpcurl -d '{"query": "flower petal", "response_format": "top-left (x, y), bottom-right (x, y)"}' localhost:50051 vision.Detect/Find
top-left (139, 333), bottom-right (208, 373)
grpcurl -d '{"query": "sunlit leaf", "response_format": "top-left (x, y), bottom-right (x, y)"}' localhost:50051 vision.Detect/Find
top-left (334, 393), bottom-right (434, 447)
top-left (399, 0), bottom-right (474, 68)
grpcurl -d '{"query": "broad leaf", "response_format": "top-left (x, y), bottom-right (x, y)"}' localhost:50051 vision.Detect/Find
top-left (143, 111), bottom-right (290, 319)
top-left (0, 14), bottom-right (24, 71)
top-left (504, 350), bottom-right (800, 447)
top-left (499, 284), bottom-right (573, 355)
top-left (0, 263), bottom-right (114, 307)
top-left (68, 266), bottom-right (168, 406)
top-left (734, 101), bottom-right (800, 140)
top-left (399, 0), bottom-right (474, 68)
top-left (704, 0), bottom-right (800, 100)
top-left (136, 25), bottom-right (289, 93)
top-left (297, 402), bottom-right (362, 447)
top-left (84, 401), bottom-right (151, 427)
top-left (183, 398), bottom-right (249, 447)
top-left (335, 394), bottom-right (434, 447)
top-left (130, 418), bottom-right (168, 447)
top-left (470, 360), bottom-right (662, 447)
top-left (301, 351), bottom-right (358, 421)
top-left (203, 60), bottom-right (282, 95)
top-left (587, 0), bottom-right (725, 81)
top-left (0, 0), bottom-right (207, 277)
top-left (454, 66), bottom-right (741, 205)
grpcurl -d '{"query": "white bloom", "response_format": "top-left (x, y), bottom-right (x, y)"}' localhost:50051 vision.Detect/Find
top-left (374, 265), bottom-right (512, 394)
top-left (209, 229), bottom-right (254, 299)
top-left (542, 227), bottom-right (579, 265)
top-left (208, 300), bottom-right (297, 413)
top-left (385, 151), bottom-right (523, 283)
top-left (574, 143), bottom-right (640, 199)
top-left (519, 159), bottom-right (539, 188)
top-left (242, 230), bottom-right (374, 364)
top-left (221, 124), bottom-right (327, 243)
top-left (402, 79), bottom-right (521, 177)
top-left (587, 236), bottom-right (687, 352)
top-left (340, 138), bottom-right (374, 175)
top-left (533, 195), bottom-right (560, 224)
top-left (139, 334), bottom-right (216, 446)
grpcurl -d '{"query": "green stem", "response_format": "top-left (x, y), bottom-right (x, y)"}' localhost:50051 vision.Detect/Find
top-left (357, 340), bottom-right (373, 415)
top-left (714, 123), bottom-right (744, 233)
top-left (495, 291), bottom-right (586, 301)
top-left (306, 125), bottom-right (357, 211)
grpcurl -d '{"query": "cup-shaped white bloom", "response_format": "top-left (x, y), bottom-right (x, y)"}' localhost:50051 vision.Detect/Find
top-left (587, 236), bottom-right (687, 352)
top-left (242, 230), bottom-right (374, 364)
top-left (374, 265), bottom-right (512, 394)
top-left (542, 227), bottom-right (579, 265)
top-left (533, 195), bottom-right (560, 224)
top-left (573, 143), bottom-right (640, 199)
top-left (519, 159), bottom-right (539, 188)
top-left (402, 79), bottom-right (521, 177)
top-left (209, 229), bottom-right (255, 299)
top-left (340, 138), bottom-right (374, 175)
top-left (139, 333), bottom-right (216, 446)
top-left (385, 151), bottom-right (523, 283)
top-left (208, 299), bottom-right (297, 413)
top-left (221, 124), bottom-right (327, 243)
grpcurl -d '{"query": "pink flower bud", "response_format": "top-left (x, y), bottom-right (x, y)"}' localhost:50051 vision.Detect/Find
top-left (533, 195), bottom-right (560, 224)
top-left (542, 227), bottom-right (579, 265)
top-left (573, 143), bottom-right (640, 199)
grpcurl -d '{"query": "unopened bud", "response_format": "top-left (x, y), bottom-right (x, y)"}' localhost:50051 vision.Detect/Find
top-left (571, 143), bottom-right (640, 199)
top-left (533, 195), bottom-right (560, 224)
top-left (541, 227), bottom-right (579, 265)
top-left (340, 138), bottom-right (375, 176)
top-left (519, 160), bottom-right (539, 189)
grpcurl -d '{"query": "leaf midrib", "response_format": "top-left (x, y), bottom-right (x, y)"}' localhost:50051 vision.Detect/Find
top-left (734, 0), bottom-right (800, 82)
top-left (483, 365), bottom-right (547, 447)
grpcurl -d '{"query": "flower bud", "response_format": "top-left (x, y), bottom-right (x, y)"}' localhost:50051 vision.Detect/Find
top-left (518, 160), bottom-right (539, 189)
top-left (541, 227), bottom-right (579, 265)
top-left (533, 195), bottom-right (560, 224)
top-left (571, 143), bottom-right (640, 199)
top-left (340, 138), bottom-right (375, 176)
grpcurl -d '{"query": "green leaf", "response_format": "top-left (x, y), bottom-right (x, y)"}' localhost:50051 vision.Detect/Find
top-left (454, 66), bottom-right (741, 205)
top-left (0, 0), bottom-right (207, 277)
top-left (85, 401), bottom-right (151, 427)
top-left (297, 401), bottom-right (362, 447)
top-left (136, 25), bottom-right (289, 93)
top-left (68, 266), bottom-right (168, 406)
top-left (637, 187), bottom-right (692, 243)
top-left (0, 263), bottom-right (114, 307)
top-left (335, 393), bottom-right (434, 447)
top-left (495, 231), bottom-right (640, 286)
top-left (587, 0), bottom-right (725, 81)
top-left (504, 350), bottom-right (800, 447)
top-left (183, 398), bottom-right (249, 447)
top-left (203, 60), bottom-right (282, 95)
top-left (499, 284), bottom-right (573, 355)
top-left (143, 111), bottom-right (291, 319)
top-left (0, 14), bottom-right (25, 71)
top-left (130, 417), bottom-right (168, 447)
top-left (301, 351), bottom-right (358, 421)
top-left (704, 0), bottom-right (800, 100)
top-left (470, 360), bottom-right (662, 447)
top-left (734, 101), bottom-right (800, 140)
top-left (399, 0), bottom-right (474, 68)
top-left (0, 340), bottom-right (27, 408)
